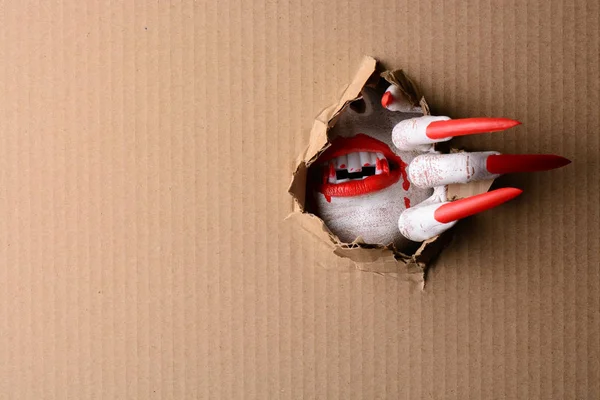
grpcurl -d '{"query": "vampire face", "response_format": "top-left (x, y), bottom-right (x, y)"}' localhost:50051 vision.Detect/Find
top-left (308, 85), bottom-right (433, 251)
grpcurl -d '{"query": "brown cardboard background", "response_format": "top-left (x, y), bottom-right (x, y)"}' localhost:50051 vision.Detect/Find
top-left (0, 0), bottom-right (598, 399)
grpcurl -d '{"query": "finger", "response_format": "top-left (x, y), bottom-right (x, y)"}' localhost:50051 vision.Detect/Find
top-left (392, 115), bottom-right (452, 151)
top-left (392, 116), bottom-right (520, 151)
top-left (408, 151), bottom-right (500, 188)
top-left (398, 188), bottom-right (522, 242)
top-left (381, 85), bottom-right (423, 113)
top-left (409, 152), bottom-right (571, 188)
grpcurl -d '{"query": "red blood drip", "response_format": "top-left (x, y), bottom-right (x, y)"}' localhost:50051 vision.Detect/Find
top-left (404, 197), bottom-right (411, 208)
top-left (375, 158), bottom-right (381, 171)
top-left (339, 164), bottom-right (346, 169)
top-left (325, 194), bottom-right (332, 203)
top-left (364, 163), bottom-right (370, 167)
top-left (399, 158), bottom-right (410, 191)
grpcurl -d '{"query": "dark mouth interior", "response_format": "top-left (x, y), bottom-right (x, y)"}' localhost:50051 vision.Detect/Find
top-left (336, 166), bottom-right (376, 180)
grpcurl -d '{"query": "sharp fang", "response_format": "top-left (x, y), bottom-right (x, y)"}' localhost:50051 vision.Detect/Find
top-left (328, 162), bottom-right (336, 184)
top-left (381, 159), bottom-right (390, 174)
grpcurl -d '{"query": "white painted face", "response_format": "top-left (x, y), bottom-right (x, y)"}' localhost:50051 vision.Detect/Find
top-left (309, 85), bottom-right (433, 251)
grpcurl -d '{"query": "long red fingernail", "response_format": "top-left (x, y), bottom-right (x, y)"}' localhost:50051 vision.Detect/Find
top-left (486, 154), bottom-right (571, 174)
top-left (381, 92), bottom-right (394, 108)
top-left (434, 187), bottom-right (523, 223)
top-left (426, 118), bottom-right (521, 139)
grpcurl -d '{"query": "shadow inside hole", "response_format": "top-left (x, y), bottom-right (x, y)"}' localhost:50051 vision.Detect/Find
top-left (348, 97), bottom-right (366, 113)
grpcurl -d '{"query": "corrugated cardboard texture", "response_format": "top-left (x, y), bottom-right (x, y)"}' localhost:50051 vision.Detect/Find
top-left (0, 0), bottom-right (597, 399)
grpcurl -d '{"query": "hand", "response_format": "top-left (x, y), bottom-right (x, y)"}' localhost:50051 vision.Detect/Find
top-left (383, 86), bottom-right (570, 241)
top-left (309, 84), bottom-right (570, 250)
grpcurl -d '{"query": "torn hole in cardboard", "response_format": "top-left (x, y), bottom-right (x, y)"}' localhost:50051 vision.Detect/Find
top-left (286, 56), bottom-right (493, 282)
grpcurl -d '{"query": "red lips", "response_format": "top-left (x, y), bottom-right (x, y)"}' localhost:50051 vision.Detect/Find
top-left (316, 134), bottom-right (406, 201)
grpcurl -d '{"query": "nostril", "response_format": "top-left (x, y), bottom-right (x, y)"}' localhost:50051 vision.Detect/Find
top-left (348, 97), bottom-right (366, 113)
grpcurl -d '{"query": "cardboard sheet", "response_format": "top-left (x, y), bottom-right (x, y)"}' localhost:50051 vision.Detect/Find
top-left (0, 0), bottom-right (598, 398)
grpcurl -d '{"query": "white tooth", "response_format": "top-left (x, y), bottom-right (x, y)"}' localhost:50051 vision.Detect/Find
top-left (376, 152), bottom-right (384, 160)
top-left (359, 152), bottom-right (371, 167)
top-left (347, 153), bottom-right (361, 172)
top-left (337, 178), bottom-right (349, 183)
top-left (370, 152), bottom-right (378, 165)
top-left (335, 155), bottom-right (348, 170)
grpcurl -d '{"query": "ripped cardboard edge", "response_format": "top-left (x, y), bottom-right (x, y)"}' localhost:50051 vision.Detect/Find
top-left (286, 55), bottom-right (493, 281)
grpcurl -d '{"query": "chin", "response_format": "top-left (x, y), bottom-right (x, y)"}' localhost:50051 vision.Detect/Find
top-left (315, 181), bottom-right (433, 249)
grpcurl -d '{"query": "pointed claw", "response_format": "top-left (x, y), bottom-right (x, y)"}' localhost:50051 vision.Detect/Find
top-left (382, 85), bottom-right (424, 113)
top-left (486, 154), bottom-right (571, 174)
top-left (328, 162), bottom-right (336, 184)
top-left (434, 187), bottom-right (523, 224)
top-left (381, 91), bottom-right (394, 108)
top-left (426, 117), bottom-right (521, 140)
top-left (398, 187), bottom-right (521, 242)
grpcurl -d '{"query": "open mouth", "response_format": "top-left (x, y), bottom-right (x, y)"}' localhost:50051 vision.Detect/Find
top-left (316, 134), bottom-right (406, 201)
